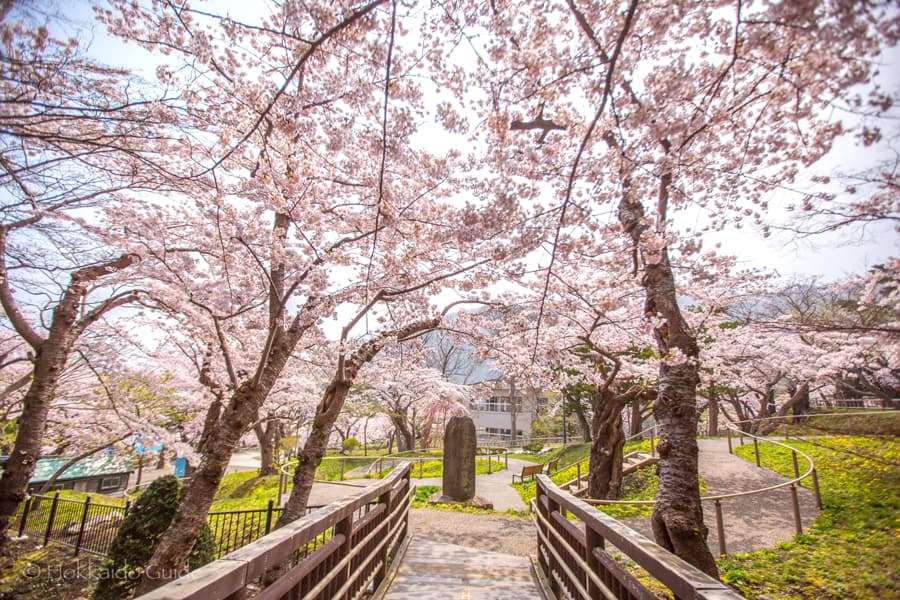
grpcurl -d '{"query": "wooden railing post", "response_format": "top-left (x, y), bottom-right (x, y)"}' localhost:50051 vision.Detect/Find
top-left (43, 492), bottom-right (60, 546)
top-left (340, 459), bottom-right (346, 481)
top-left (418, 458), bottom-right (423, 479)
top-left (585, 524), bottom-right (605, 599)
top-left (505, 451), bottom-right (508, 469)
top-left (726, 428), bottom-right (732, 454)
top-left (791, 450), bottom-right (800, 479)
top-left (753, 438), bottom-right (761, 467)
top-left (74, 496), bottom-right (91, 556)
top-left (17, 497), bottom-right (31, 537)
top-left (545, 484), bottom-right (562, 598)
top-left (334, 511), bottom-right (354, 600)
top-left (714, 500), bottom-right (727, 557)
top-left (373, 488), bottom-right (392, 591)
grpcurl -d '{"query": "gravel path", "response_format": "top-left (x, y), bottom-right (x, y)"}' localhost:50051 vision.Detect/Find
top-left (408, 508), bottom-right (537, 557)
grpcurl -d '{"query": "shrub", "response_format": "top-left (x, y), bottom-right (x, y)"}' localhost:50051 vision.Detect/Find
top-left (91, 476), bottom-right (215, 600)
top-left (523, 440), bottom-right (545, 453)
top-left (341, 437), bottom-right (360, 454)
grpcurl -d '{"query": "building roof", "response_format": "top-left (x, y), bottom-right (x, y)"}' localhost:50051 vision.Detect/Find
top-left (0, 455), bottom-right (134, 483)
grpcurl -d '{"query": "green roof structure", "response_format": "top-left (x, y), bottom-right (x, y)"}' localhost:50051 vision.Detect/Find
top-left (25, 455), bottom-right (133, 483)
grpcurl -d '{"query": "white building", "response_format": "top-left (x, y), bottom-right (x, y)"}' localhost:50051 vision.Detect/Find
top-left (468, 381), bottom-right (554, 445)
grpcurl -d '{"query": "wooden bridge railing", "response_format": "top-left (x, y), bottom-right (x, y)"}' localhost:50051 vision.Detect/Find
top-left (137, 462), bottom-right (412, 600)
top-left (534, 474), bottom-right (744, 600)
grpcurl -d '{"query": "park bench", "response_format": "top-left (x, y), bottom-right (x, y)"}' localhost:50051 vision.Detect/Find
top-left (544, 458), bottom-right (560, 474)
top-left (512, 463), bottom-right (544, 483)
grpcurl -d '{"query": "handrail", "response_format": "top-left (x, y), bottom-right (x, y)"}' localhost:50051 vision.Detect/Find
top-left (582, 425), bottom-right (817, 506)
top-left (533, 475), bottom-right (744, 599)
top-left (136, 462), bottom-right (413, 600)
top-left (550, 424), bottom-right (658, 487)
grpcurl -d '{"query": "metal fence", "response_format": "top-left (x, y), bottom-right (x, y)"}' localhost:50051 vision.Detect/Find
top-left (11, 493), bottom-right (326, 561)
top-left (13, 493), bottom-right (129, 556)
top-left (137, 463), bottom-right (413, 600)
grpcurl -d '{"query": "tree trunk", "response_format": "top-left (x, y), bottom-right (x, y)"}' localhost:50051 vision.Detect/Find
top-left (276, 316), bottom-right (440, 528)
top-left (760, 382), bottom-right (810, 435)
top-left (277, 381), bottom-right (351, 525)
top-left (576, 409), bottom-right (592, 442)
top-left (617, 186), bottom-right (718, 577)
top-left (708, 391), bottom-right (719, 437)
top-left (588, 389), bottom-right (626, 499)
top-left (134, 383), bottom-right (261, 595)
top-left (254, 418), bottom-right (277, 476)
top-left (0, 345), bottom-right (68, 550)
top-left (791, 384), bottom-right (810, 424)
top-left (390, 413), bottom-right (414, 452)
top-left (630, 396), bottom-right (643, 436)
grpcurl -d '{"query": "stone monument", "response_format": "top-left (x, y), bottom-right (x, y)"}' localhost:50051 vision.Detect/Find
top-left (443, 415), bottom-right (476, 500)
top-left (433, 415), bottom-right (492, 508)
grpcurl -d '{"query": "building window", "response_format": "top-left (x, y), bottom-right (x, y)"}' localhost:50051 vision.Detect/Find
top-left (98, 476), bottom-right (121, 491)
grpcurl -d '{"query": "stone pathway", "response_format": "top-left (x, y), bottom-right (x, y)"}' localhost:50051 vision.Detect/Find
top-left (382, 537), bottom-right (544, 600)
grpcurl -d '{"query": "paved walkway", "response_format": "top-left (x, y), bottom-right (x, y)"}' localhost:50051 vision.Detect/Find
top-left (413, 457), bottom-right (536, 512)
top-left (621, 438), bottom-right (819, 555)
top-left (383, 537), bottom-right (543, 600)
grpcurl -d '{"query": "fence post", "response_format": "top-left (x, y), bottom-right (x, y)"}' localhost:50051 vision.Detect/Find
top-left (650, 426), bottom-right (656, 457)
top-left (791, 450), bottom-right (800, 479)
top-left (265, 498), bottom-right (274, 535)
top-left (714, 500), bottom-right (727, 557)
top-left (17, 497), bottom-right (32, 537)
top-left (418, 458), bottom-right (423, 479)
top-left (811, 468), bottom-right (823, 510)
top-left (790, 483), bottom-right (803, 535)
top-left (340, 459), bottom-right (345, 481)
top-left (487, 453), bottom-right (492, 474)
top-left (576, 462), bottom-right (581, 486)
top-left (276, 474), bottom-right (283, 506)
top-left (74, 496), bottom-right (91, 556)
top-left (753, 438), bottom-right (761, 467)
top-left (726, 429), bottom-right (732, 454)
top-left (334, 511), bottom-right (354, 598)
top-left (43, 492), bottom-right (60, 546)
top-left (504, 451), bottom-right (508, 469)
top-left (378, 457), bottom-right (384, 478)
top-left (585, 524), bottom-right (605, 598)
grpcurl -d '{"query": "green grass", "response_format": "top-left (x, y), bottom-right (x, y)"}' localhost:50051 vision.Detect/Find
top-left (511, 441), bottom-right (651, 508)
top-left (211, 471), bottom-right (282, 511)
top-left (405, 458), bottom-right (499, 479)
top-left (720, 436), bottom-right (899, 599)
top-left (780, 410), bottom-right (900, 437)
top-left (509, 440), bottom-right (711, 521)
top-left (388, 449), bottom-right (444, 458)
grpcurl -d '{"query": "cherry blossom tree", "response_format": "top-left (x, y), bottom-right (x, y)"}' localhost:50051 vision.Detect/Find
top-left (90, 2), bottom-right (529, 590)
top-left (357, 349), bottom-right (470, 452)
top-left (0, 4), bottom-right (194, 550)
top-left (446, 0), bottom-right (898, 575)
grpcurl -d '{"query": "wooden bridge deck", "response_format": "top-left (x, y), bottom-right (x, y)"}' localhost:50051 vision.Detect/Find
top-left (382, 536), bottom-right (545, 599)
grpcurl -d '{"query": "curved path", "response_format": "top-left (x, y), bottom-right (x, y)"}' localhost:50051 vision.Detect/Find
top-left (620, 438), bottom-right (819, 555)
top-left (407, 440), bottom-right (819, 558)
